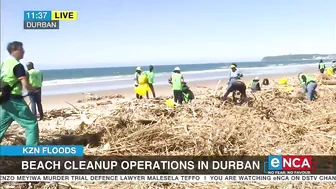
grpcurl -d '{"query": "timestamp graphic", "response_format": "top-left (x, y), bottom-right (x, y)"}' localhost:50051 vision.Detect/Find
top-left (23, 10), bottom-right (77, 30)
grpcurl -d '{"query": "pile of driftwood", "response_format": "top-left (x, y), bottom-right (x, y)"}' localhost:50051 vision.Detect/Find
top-left (2, 77), bottom-right (336, 189)
top-left (45, 108), bottom-right (78, 119)
top-left (317, 73), bottom-right (336, 85)
top-left (77, 94), bottom-right (125, 103)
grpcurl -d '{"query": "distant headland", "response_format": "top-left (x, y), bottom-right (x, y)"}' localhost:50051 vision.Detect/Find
top-left (261, 54), bottom-right (336, 61)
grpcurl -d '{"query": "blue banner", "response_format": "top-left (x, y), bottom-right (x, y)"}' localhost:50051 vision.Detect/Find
top-left (0, 145), bottom-right (84, 156)
top-left (24, 11), bottom-right (52, 21)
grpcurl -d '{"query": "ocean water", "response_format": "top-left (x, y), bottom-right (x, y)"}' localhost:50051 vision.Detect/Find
top-left (35, 60), bottom-right (332, 96)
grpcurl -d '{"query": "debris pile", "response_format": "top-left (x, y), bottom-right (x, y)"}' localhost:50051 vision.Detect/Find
top-left (2, 78), bottom-right (336, 188)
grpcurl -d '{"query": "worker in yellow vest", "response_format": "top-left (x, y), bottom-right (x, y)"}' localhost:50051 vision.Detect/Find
top-left (326, 60), bottom-right (336, 76)
top-left (26, 62), bottom-right (44, 120)
top-left (298, 73), bottom-right (317, 101)
top-left (0, 41), bottom-right (39, 145)
top-left (326, 66), bottom-right (334, 77)
top-left (168, 67), bottom-right (184, 104)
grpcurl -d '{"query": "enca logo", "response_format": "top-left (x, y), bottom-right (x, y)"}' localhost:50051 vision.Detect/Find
top-left (265, 155), bottom-right (316, 172)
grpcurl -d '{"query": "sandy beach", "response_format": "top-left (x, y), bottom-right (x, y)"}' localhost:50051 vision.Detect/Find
top-left (39, 70), bottom-right (316, 111)
top-left (3, 68), bottom-right (336, 189)
top-left (3, 0), bottom-right (336, 187)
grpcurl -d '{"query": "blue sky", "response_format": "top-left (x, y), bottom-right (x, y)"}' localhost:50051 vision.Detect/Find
top-left (1, 0), bottom-right (336, 69)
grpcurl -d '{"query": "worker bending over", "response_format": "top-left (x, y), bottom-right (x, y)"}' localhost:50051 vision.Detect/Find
top-left (248, 76), bottom-right (261, 92)
top-left (326, 60), bottom-right (336, 77)
top-left (298, 73), bottom-right (317, 101)
top-left (222, 79), bottom-right (247, 103)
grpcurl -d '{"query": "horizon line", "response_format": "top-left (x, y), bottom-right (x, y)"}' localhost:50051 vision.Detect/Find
top-left (38, 60), bottom-right (261, 71)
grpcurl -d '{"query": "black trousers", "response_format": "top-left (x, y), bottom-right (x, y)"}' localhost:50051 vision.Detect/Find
top-left (223, 81), bottom-right (247, 101)
top-left (135, 85), bottom-right (142, 99)
top-left (28, 90), bottom-right (44, 119)
top-left (173, 90), bottom-right (183, 104)
top-left (320, 69), bottom-right (325, 74)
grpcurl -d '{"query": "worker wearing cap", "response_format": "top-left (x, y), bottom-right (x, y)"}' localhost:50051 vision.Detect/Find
top-left (145, 65), bottom-right (156, 99)
top-left (298, 73), bottom-right (317, 101)
top-left (228, 63), bottom-right (243, 88)
top-left (248, 77), bottom-right (261, 92)
top-left (134, 66), bottom-right (142, 99)
top-left (318, 59), bottom-right (326, 74)
top-left (26, 62), bottom-right (44, 120)
top-left (168, 67), bottom-right (184, 104)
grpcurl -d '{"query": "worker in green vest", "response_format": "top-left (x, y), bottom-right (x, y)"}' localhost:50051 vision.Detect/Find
top-left (26, 62), bottom-right (44, 120)
top-left (318, 59), bottom-right (326, 74)
top-left (168, 67), bottom-right (184, 104)
top-left (145, 65), bottom-right (156, 99)
top-left (248, 76), bottom-right (261, 92)
top-left (298, 73), bottom-right (317, 101)
top-left (0, 41), bottom-right (40, 145)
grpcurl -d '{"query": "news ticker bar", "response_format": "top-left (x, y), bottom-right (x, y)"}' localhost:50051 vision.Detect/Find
top-left (0, 156), bottom-right (335, 175)
top-left (0, 145), bottom-right (83, 156)
top-left (1, 175), bottom-right (336, 182)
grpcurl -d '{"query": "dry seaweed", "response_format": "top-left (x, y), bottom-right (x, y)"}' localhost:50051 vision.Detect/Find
top-left (2, 77), bottom-right (336, 189)
top-left (77, 94), bottom-right (125, 103)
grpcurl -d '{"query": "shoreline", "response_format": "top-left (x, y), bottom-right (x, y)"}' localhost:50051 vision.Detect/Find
top-left (6, 65), bottom-right (336, 189)
top-left (37, 69), bottom-right (317, 111)
top-left (39, 63), bottom-right (323, 96)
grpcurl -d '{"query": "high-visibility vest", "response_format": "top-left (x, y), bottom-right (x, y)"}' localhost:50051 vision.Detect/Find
top-left (0, 57), bottom-right (23, 95)
top-left (171, 73), bottom-right (182, 90)
top-left (28, 69), bottom-right (43, 87)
